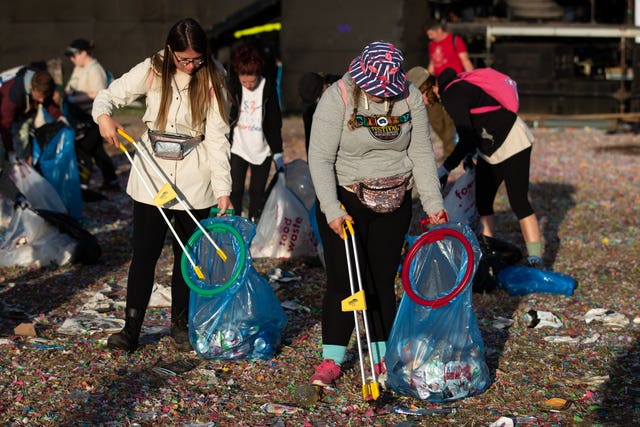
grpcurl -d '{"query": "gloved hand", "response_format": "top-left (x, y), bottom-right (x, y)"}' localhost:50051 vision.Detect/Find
top-left (437, 165), bottom-right (449, 190)
top-left (463, 154), bottom-right (475, 171)
top-left (273, 152), bottom-right (284, 170)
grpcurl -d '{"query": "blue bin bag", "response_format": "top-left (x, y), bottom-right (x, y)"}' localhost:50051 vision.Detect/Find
top-left (386, 223), bottom-right (491, 402)
top-left (187, 215), bottom-right (287, 360)
top-left (497, 265), bottom-right (575, 296)
top-left (33, 125), bottom-right (82, 219)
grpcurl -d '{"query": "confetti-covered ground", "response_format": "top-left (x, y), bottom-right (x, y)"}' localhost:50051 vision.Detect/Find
top-left (0, 114), bottom-right (638, 426)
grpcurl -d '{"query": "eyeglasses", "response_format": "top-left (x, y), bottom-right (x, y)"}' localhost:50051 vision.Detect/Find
top-left (172, 52), bottom-right (205, 67)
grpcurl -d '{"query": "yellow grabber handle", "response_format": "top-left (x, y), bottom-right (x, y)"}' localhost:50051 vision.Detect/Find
top-left (339, 204), bottom-right (355, 240)
top-left (114, 128), bottom-right (205, 279)
top-left (116, 128), bottom-right (227, 262)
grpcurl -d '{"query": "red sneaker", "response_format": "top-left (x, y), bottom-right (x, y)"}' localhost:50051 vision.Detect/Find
top-left (374, 358), bottom-right (387, 376)
top-left (310, 359), bottom-right (341, 387)
top-left (374, 358), bottom-right (388, 389)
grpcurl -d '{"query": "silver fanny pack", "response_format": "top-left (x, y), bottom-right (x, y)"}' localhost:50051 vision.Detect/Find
top-left (350, 174), bottom-right (410, 214)
top-left (148, 130), bottom-right (204, 160)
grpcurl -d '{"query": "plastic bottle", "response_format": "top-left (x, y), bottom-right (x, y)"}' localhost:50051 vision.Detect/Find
top-left (252, 331), bottom-right (274, 358)
top-left (221, 326), bottom-right (242, 349)
top-left (194, 327), bottom-right (215, 354)
top-left (497, 265), bottom-right (575, 296)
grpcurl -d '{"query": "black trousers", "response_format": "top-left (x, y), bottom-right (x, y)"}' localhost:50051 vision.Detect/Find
top-left (475, 147), bottom-right (534, 220)
top-left (316, 187), bottom-right (412, 346)
top-left (125, 201), bottom-right (210, 315)
top-left (230, 153), bottom-right (272, 220)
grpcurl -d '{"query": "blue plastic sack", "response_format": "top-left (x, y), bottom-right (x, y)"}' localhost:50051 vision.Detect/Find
top-left (185, 215), bottom-right (287, 360)
top-left (386, 223), bottom-right (491, 402)
top-left (497, 265), bottom-right (575, 296)
top-left (32, 125), bottom-right (82, 219)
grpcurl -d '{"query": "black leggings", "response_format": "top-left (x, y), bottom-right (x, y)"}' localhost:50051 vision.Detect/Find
top-left (316, 187), bottom-right (412, 346)
top-left (126, 201), bottom-right (210, 314)
top-left (475, 147), bottom-right (534, 220)
top-left (230, 153), bottom-right (272, 220)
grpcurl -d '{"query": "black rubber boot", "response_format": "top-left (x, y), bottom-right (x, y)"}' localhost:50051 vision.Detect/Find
top-left (107, 307), bottom-right (144, 352)
top-left (171, 308), bottom-right (192, 352)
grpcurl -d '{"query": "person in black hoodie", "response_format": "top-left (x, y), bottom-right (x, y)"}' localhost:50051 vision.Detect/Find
top-left (436, 67), bottom-right (544, 268)
top-left (227, 42), bottom-right (283, 222)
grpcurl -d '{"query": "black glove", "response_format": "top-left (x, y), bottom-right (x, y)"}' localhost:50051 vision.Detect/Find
top-left (463, 154), bottom-right (475, 171)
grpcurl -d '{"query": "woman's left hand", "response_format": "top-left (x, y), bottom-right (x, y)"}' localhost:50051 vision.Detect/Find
top-left (215, 196), bottom-right (233, 215)
top-left (428, 209), bottom-right (448, 225)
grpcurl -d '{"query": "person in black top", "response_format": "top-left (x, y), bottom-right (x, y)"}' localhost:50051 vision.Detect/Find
top-left (436, 67), bottom-right (544, 268)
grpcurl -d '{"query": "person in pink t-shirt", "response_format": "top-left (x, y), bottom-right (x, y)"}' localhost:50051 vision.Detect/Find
top-left (425, 21), bottom-right (474, 77)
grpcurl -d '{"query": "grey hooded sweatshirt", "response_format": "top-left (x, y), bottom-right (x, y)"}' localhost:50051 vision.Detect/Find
top-left (308, 73), bottom-right (444, 224)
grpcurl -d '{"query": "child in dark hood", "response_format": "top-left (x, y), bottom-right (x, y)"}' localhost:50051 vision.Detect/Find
top-left (436, 67), bottom-right (544, 268)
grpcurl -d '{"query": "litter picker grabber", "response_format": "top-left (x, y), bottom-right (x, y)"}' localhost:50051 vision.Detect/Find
top-left (116, 128), bottom-right (227, 263)
top-left (114, 129), bottom-right (204, 279)
top-left (341, 219), bottom-right (380, 401)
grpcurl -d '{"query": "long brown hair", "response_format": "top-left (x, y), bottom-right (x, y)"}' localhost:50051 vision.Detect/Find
top-left (347, 85), bottom-right (395, 130)
top-left (150, 18), bottom-right (227, 131)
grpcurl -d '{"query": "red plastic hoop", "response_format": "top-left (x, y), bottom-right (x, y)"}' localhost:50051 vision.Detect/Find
top-left (401, 227), bottom-right (474, 308)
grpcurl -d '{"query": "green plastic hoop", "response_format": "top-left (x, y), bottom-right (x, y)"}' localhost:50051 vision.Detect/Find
top-left (181, 221), bottom-right (246, 296)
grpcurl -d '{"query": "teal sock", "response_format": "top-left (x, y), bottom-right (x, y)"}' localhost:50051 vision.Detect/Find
top-left (370, 341), bottom-right (387, 364)
top-left (322, 344), bottom-right (347, 366)
top-left (526, 241), bottom-right (543, 258)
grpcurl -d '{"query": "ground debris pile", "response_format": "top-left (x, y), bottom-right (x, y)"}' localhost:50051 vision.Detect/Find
top-left (1, 118), bottom-right (639, 426)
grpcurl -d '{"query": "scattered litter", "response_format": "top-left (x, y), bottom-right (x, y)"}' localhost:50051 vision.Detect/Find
top-left (28, 337), bottom-right (64, 350)
top-left (523, 310), bottom-right (563, 328)
top-left (281, 300), bottom-right (311, 312)
top-left (152, 359), bottom-right (199, 377)
top-left (14, 322), bottom-right (37, 336)
top-left (489, 416), bottom-right (514, 427)
top-left (79, 290), bottom-right (113, 312)
top-left (580, 333), bottom-right (600, 344)
top-left (583, 308), bottom-right (629, 328)
top-left (565, 375), bottom-right (610, 386)
top-left (0, 122), bottom-right (639, 426)
top-left (261, 402), bottom-right (301, 415)
top-left (582, 375), bottom-right (610, 385)
top-left (543, 335), bottom-right (580, 344)
top-left (492, 316), bottom-right (515, 329)
top-left (57, 313), bottom-right (125, 335)
top-left (393, 405), bottom-right (458, 416)
top-left (489, 415), bottom-right (538, 427)
top-left (543, 333), bottom-right (600, 344)
top-left (267, 268), bottom-right (301, 283)
top-left (183, 423), bottom-right (216, 427)
top-left (543, 397), bottom-right (572, 411)
top-left (0, 281), bottom-right (16, 294)
top-left (149, 282), bottom-right (172, 307)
